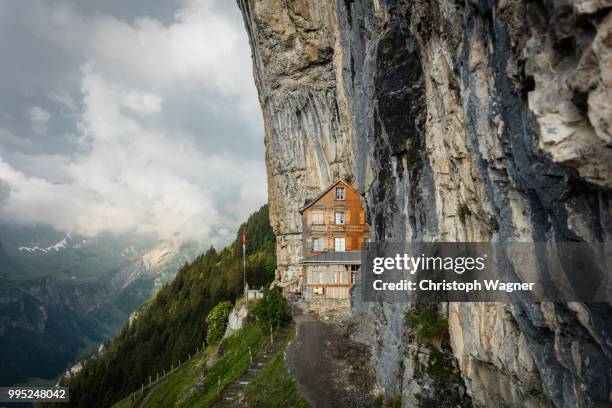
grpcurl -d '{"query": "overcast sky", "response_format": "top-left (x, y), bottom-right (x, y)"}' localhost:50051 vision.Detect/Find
top-left (0, 0), bottom-right (267, 247)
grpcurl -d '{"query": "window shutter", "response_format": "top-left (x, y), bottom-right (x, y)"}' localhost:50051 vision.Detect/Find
top-left (346, 237), bottom-right (352, 250)
top-left (359, 210), bottom-right (365, 224)
top-left (305, 211), bottom-right (310, 225)
top-left (329, 211), bottom-right (335, 225)
top-left (345, 210), bottom-right (351, 224)
top-left (326, 237), bottom-right (332, 250)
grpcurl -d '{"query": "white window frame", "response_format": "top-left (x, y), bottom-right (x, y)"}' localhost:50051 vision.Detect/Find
top-left (312, 238), bottom-right (324, 251)
top-left (311, 212), bottom-right (324, 225)
top-left (335, 187), bottom-right (345, 200)
top-left (334, 237), bottom-right (346, 252)
top-left (335, 211), bottom-right (345, 225)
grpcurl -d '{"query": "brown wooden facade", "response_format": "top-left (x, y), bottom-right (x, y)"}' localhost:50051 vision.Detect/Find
top-left (299, 180), bottom-right (370, 299)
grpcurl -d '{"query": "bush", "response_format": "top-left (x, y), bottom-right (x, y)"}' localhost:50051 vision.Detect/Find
top-left (405, 306), bottom-right (448, 349)
top-left (205, 301), bottom-right (233, 344)
top-left (251, 287), bottom-right (291, 328)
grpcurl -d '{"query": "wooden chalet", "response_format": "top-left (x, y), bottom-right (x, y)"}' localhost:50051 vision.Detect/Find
top-left (299, 179), bottom-right (370, 299)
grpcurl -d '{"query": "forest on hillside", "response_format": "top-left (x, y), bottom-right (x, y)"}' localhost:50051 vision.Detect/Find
top-left (54, 205), bottom-right (276, 408)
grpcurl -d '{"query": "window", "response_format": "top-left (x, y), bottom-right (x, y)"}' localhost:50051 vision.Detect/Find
top-left (335, 211), bottom-right (345, 225)
top-left (335, 187), bottom-right (345, 200)
top-left (308, 266), bottom-right (323, 284)
top-left (311, 212), bottom-right (324, 225)
top-left (310, 266), bottom-right (316, 284)
top-left (312, 238), bottom-right (324, 251)
top-left (340, 270), bottom-right (349, 284)
top-left (334, 237), bottom-right (346, 251)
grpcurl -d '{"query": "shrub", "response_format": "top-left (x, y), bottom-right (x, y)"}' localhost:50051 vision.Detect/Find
top-left (405, 306), bottom-right (448, 349)
top-left (405, 306), bottom-right (457, 382)
top-left (457, 203), bottom-right (471, 224)
top-left (389, 394), bottom-right (402, 408)
top-left (251, 287), bottom-right (291, 328)
top-left (205, 301), bottom-right (233, 344)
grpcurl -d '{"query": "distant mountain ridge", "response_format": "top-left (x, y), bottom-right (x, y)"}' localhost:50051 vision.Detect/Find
top-left (0, 224), bottom-right (202, 386)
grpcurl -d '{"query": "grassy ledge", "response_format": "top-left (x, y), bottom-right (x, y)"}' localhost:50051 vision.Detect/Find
top-left (243, 328), bottom-right (308, 407)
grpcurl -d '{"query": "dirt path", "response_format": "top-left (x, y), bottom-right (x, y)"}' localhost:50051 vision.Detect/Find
top-left (212, 323), bottom-right (293, 408)
top-left (285, 305), bottom-right (374, 408)
top-left (138, 378), bottom-right (166, 408)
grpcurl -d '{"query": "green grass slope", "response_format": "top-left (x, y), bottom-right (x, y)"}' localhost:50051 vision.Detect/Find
top-left (112, 321), bottom-right (307, 408)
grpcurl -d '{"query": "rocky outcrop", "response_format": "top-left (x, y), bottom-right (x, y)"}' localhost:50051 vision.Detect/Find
top-left (109, 239), bottom-right (183, 291)
top-left (238, 0), bottom-right (612, 407)
top-left (223, 303), bottom-right (248, 338)
top-left (58, 343), bottom-right (106, 386)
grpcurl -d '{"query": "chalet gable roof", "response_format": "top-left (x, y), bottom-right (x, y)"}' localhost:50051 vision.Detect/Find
top-left (299, 179), bottom-right (359, 212)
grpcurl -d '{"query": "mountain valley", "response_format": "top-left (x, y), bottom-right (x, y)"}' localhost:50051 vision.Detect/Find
top-left (0, 225), bottom-right (200, 386)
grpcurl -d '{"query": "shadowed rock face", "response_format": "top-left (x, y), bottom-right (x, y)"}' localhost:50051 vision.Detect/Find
top-left (237, 0), bottom-right (612, 406)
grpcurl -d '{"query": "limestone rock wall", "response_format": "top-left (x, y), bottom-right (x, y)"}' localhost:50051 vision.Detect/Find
top-left (238, 0), bottom-right (612, 406)
top-left (238, 0), bottom-right (356, 285)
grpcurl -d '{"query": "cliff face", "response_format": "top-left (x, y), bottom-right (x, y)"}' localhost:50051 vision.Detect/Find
top-left (238, 1), bottom-right (612, 406)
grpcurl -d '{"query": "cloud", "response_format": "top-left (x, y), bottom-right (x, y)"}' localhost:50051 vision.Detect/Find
top-left (28, 106), bottom-right (51, 124)
top-left (28, 106), bottom-right (51, 133)
top-left (0, 66), bottom-right (266, 245)
top-left (0, 0), bottom-right (266, 247)
top-left (0, 179), bottom-right (11, 205)
top-left (47, 88), bottom-right (78, 114)
top-left (0, 127), bottom-right (33, 149)
top-left (27, 1), bottom-right (257, 99)
top-left (0, 158), bottom-right (85, 232)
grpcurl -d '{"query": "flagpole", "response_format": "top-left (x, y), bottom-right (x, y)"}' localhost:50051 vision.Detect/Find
top-left (242, 227), bottom-right (247, 304)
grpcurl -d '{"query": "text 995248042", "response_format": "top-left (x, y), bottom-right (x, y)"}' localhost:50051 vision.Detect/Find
top-left (0, 387), bottom-right (69, 403)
